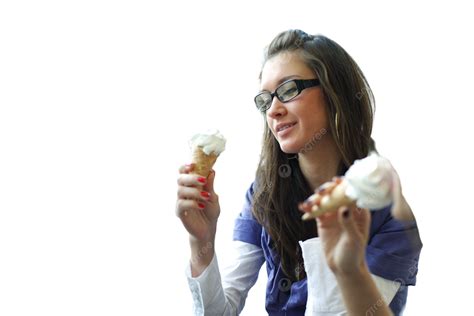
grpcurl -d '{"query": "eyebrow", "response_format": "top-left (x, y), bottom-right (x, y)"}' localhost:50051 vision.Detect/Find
top-left (260, 75), bottom-right (302, 92)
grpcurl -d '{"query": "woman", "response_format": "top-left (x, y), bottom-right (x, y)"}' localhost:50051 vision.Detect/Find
top-left (176, 29), bottom-right (422, 315)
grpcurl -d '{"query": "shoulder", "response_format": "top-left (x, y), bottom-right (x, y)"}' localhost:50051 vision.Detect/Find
top-left (233, 181), bottom-right (263, 247)
top-left (239, 181), bottom-right (256, 219)
top-left (367, 205), bottom-right (423, 286)
top-left (369, 205), bottom-right (420, 237)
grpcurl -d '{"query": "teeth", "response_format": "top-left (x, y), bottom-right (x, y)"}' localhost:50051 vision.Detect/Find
top-left (278, 124), bottom-right (293, 132)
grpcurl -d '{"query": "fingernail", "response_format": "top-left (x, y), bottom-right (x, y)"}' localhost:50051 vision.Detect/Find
top-left (198, 203), bottom-right (205, 209)
top-left (200, 191), bottom-right (210, 198)
top-left (185, 163), bottom-right (193, 167)
top-left (298, 202), bottom-right (307, 210)
top-left (197, 177), bottom-right (206, 184)
top-left (343, 208), bottom-right (350, 219)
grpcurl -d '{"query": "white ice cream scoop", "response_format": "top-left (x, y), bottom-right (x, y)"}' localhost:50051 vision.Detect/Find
top-left (189, 129), bottom-right (226, 156)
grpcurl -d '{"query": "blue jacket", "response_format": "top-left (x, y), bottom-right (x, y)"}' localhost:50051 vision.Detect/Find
top-left (233, 183), bottom-right (422, 315)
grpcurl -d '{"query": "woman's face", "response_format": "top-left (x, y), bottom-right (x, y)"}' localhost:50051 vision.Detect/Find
top-left (260, 52), bottom-right (329, 154)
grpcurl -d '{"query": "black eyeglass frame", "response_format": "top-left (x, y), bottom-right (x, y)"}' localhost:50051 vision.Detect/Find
top-left (254, 78), bottom-right (321, 112)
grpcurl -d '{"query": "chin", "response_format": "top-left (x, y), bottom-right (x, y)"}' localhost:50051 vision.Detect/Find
top-left (278, 141), bottom-right (302, 154)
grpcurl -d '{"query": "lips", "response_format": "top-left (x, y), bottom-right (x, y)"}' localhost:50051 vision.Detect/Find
top-left (276, 122), bottom-right (296, 132)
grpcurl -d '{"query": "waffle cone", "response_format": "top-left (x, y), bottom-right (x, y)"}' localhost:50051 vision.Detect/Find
top-left (191, 147), bottom-right (218, 177)
top-left (302, 181), bottom-right (355, 220)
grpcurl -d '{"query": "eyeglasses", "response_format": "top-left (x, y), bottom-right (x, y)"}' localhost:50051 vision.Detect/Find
top-left (254, 78), bottom-right (320, 112)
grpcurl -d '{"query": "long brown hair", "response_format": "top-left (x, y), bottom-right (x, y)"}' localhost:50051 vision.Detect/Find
top-left (252, 30), bottom-right (376, 281)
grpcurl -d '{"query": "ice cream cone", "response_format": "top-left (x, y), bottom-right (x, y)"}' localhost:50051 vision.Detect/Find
top-left (301, 153), bottom-right (395, 221)
top-left (302, 180), bottom-right (355, 220)
top-left (188, 129), bottom-right (226, 178)
top-left (191, 146), bottom-right (218, 178)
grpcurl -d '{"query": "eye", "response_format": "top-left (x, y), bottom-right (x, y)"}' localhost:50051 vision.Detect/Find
top-left (278, 82), bottom-right (299, 101)
top-left (281, 87), bottom-right (298, 98)
top-left (255, 93), bottom-right (272, 111)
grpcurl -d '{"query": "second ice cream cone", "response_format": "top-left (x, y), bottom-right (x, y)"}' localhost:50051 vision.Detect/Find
top-left (301, 153), bottom-right (395, 221)
top-left (302, 180), bottom-right (355, 220)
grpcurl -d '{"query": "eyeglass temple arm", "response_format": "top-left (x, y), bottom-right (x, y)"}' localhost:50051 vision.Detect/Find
top-left (298, 79), bottom-right (320, 89)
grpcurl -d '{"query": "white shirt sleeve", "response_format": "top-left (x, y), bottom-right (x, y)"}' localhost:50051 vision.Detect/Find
top-left (185, 241), bottom-right (265, 316)
top-left (299, 238), bottom-right (401, 316)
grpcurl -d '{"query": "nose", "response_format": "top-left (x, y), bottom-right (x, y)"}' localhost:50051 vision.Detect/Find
top-left (266, 97), bottom-right (287, 119)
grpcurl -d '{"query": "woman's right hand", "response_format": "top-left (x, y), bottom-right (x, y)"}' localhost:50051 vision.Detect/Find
top-left (176, 163), bottom-right (220, 243)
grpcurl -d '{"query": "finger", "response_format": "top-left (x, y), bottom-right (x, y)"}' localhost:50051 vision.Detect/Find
top-left (177, 186), bottom-right (211, 202)
top-left (177, 173), bottom-right (207, 187)
top-left (298, 200), bottom-right (312, 213)
top-left (353, 207), bottom-right (370, 219)
top-left (301, 192), bottom-right (320, 208)
top-left (204, 170), bottom-right (216, 194)
top-left (316, 180), bottom-right (338, 196)
top-left (316, 209), bottom-right (339, 228)
top-left (304, 188), bottom-right (326, 206)
top-left (178, 163), bottom-right (195, 174)
top-left (316, 182), bottom-right (334, 194)
top-left (175, 198), bottom-right (205, 217)
top-left (350, 206), bottom-right (370, 224)
top-left (300, 194), bottom-right (328, 220)
top-left (314, 194), bottom-right (323, 206)
top-left (352, 207), bottom-right (371, 241)
top-left (302, 178), bottom-right (340, 218)
top-left (337, 207), bottom-right (362, 240)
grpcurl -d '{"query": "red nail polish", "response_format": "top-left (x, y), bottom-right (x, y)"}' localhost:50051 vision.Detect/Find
top-left (198, 177), bottom-right (206, 184)
top-left (200, 191), bottom-right (210, 198)
top-left (198, 202), bottom-right (205, 209)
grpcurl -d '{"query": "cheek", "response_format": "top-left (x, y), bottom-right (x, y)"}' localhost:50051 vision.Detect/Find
top-left (307, 106), bottom-right (328, 127)
top-left (298, 97), bottom-right (328, 128)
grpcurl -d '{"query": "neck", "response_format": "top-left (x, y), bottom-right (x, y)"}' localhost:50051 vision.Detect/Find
top-left (297, 136), bottom-right (342, 191)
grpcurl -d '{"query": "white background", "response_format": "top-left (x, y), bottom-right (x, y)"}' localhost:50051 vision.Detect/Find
top-left (1, 0), bottom-right (472, 315)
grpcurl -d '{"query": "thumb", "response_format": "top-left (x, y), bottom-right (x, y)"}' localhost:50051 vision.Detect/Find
top-left (204, 170), bottom-right (216, 195)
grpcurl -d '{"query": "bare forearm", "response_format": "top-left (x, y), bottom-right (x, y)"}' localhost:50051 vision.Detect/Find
top-left (335, 265), bottom-right (393, 316)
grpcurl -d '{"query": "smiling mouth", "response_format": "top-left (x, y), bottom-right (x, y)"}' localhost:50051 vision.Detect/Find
top-left (277, 123), bottom-right (296, 132)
